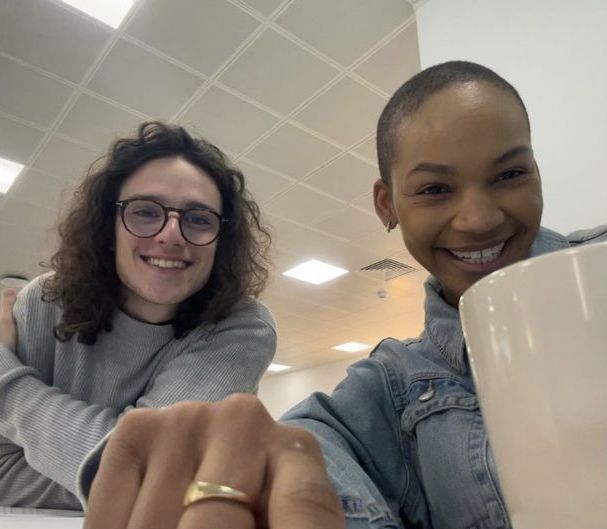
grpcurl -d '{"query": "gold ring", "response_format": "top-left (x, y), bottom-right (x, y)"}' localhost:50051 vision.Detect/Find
top-left (183, 480), bottom-right (252, 508)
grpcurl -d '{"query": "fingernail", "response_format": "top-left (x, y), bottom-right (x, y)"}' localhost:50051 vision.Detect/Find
top-left (2, 288), bottom-right (16, 299)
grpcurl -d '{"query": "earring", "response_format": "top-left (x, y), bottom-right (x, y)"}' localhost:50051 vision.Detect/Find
top-left (386, 220), bottom-right (395, 233)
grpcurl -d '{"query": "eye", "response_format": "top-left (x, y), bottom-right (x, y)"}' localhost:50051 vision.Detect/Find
top-left (132, 207), bottom-right (161, 218)
top-left (498, 169), bottom-right (525, 181)
top-left (419, 184), bottom-right (449, 195)
top-left (184, 210), bottom-right (215, 230)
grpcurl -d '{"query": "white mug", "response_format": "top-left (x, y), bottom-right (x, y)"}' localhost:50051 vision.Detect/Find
top-left (460, 242), bottom-right (607, 529)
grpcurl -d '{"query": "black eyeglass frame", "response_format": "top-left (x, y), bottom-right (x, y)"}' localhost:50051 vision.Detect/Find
top-left (115, 198), bottom-right (229, 246)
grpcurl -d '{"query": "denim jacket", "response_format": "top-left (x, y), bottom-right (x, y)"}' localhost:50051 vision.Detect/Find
top-left (282, 225), bottom-right (607, 529)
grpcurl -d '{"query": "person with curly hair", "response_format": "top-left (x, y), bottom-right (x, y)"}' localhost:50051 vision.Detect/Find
top-left (0, 121), bottom-right (277, 511)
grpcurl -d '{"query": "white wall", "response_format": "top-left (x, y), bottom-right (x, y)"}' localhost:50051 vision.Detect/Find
top-left (258, 356), bottom-right (366, 418)
top-left (259, 0), bottom-right (607, 417)
top-left (415, 0), bottom-right (607, 234)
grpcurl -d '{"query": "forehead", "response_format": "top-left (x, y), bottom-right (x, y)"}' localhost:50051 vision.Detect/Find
top-left (119, 156), bottom-right (222, 209)
top-left (394, 82), bottom-right (531, 169)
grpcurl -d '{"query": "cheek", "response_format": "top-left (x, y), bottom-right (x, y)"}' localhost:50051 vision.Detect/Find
top-left (114, 229), bottom-right (138, 276)
top-left (398, 208), bottom-right (441, 253)
top-left (193, 245), bottom-right (218, 276)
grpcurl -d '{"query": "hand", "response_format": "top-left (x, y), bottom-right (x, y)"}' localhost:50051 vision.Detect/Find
top-left (0, 288), bottom-right (17, 351)
top-left (84, 394), bottom-right (345, 529)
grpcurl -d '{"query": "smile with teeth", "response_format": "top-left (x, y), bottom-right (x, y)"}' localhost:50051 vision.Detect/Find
top-left (448, 242), bottom-right (505, 264)
top-left (143, 256), bottom-right (189, 270)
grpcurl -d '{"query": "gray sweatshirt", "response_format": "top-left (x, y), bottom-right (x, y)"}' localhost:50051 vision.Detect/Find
top-left (0, 275), bottom-right (276, 511)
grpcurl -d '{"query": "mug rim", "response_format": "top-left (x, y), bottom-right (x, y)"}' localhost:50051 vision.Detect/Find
top-left (459, 241), bottom-right (607, 309)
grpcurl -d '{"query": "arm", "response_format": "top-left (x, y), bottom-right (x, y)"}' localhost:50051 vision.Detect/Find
top-left (85, 396), bottom-right (345, 529)
top-left (0, 288), bottom-right (276, 508)
top-left (281, 349), bottom-right (409, 528)
top-left (85, 344), bottom-right (411, 529)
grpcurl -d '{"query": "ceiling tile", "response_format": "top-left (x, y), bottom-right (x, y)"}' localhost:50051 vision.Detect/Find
top-left (311, 206), bottom-right (380, 242)
top-left (33, 135), bottom-right (100, 183)
top-left (0, 55), bottom-right (73, 127)
top-left (0, 116), bottom-right (45, 164)
top-left (303, 154), bottom-right (377, 202)
top-left (276, 0), bottom-right (413, 66)
top-left (219, 29), bottom-right (338, 114)
top-left (351, 192), bottom-right (375, 215)
top-left (265, 184), bottom-right (342, 225)
top-left (236, 160), bottom-right (293, 204)
top-left (8, 168), bottom-right (68, 212)
top-left (246, 123), bottom-right (340, 179)
top-left (240, 0), bottom-right (283, 16)
top-left (355, 22), bottom-right (420, 96)
top-left (272, 222), bottom-right (380, 271)
top-left (88, 39), bottom-right (202, 119)
top-left (0, 0), bottom-right (111, 83)
top-left (180, 86), bottom-right (279, 154)
top-left (126, 0), bottom-right (260, 76)
top-left (58, 94), bottom-right (142, 150)
top-left (0, 196), bottom-right (59, 232)
top-left (353, 136), bottom-right (377, 163)
top-left (294, 77), bottom-right (386, 147)
top-left (352, 227), bottom-right (410, 260)
top-left (0, 222), bottom-right (47, 278)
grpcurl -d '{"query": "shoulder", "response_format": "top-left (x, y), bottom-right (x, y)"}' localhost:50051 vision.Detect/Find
top-left (566, 224), bottom-right (607, 246)
top-left (192, 297), bottom-right (277, 345)
top-left (225, 297), bottom-right (276, 332)
top-left (14, 272), bottom-right (56, 314)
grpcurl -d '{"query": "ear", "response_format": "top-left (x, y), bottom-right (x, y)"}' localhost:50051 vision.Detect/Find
top-left (373, 179), bottom-right (397, 230)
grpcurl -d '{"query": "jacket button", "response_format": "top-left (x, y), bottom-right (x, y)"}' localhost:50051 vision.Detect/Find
top-left (418, 381), bottom-right (435, 402)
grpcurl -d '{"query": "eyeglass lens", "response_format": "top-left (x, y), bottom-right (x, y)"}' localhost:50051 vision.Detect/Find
top-left (122, 200), bottom-right (220, 245)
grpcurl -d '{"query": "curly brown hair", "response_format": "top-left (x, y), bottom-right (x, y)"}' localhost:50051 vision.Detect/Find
top-left (43, 121), bottom-right (271, 344)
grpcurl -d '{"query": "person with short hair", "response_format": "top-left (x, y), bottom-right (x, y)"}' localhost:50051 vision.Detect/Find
top-left (0, 121), bottom-right (277, 511)
top-left (84, 63), bottom-right (606, 529)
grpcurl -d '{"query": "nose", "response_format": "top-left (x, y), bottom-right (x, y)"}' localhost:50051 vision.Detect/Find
top-left (451, 188), bottom-right (504, 235)
top-left (154, 212), bottom-right (185, 245)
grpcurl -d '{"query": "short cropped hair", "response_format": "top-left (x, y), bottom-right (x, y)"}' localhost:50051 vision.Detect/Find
top-left (377, 60), bottom-right (530, 183)
top-left (43, 121), bottom-right (271, 344)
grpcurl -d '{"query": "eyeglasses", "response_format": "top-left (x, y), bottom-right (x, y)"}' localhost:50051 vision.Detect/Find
top-left (115, 199), bottom-right (228, 246)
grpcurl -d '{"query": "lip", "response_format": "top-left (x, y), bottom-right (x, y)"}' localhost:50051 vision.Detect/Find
top-left (440, 237), bottom-right (513, 275)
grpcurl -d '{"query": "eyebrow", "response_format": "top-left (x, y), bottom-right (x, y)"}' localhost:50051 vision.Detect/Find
top-left (491, 145), bottom-right (533, 166)
top-left (408, 145), bottom-right (533, 177)
top-left (124, 194), bottom-right (220, 212)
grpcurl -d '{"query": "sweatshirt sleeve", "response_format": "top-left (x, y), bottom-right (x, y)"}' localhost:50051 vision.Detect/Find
top-left (0, 287), bottom-right (276, 509)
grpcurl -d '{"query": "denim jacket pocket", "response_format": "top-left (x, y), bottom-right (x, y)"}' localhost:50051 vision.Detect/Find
top-left (400, 378), bottom-right (511, 529)
top-left (400, 377), bottom-right (479, 434)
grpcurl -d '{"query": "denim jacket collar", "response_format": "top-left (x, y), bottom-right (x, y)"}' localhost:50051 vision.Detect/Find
top-left (423, 227), bottom-right (571, 373)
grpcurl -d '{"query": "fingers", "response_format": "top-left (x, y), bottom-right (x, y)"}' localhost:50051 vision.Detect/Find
top-left (0, 288), bottom-right (17, 349)
top-left (266, 428), bottom-right (345, 529)
top-left (85, 397), bottom-right (345, 529)
top-left (176, 395), bottom-right (272, 529)
top-left (84, 409), bottom-right (155, 529)
top-left (0, 288), bottom-right (16, 306)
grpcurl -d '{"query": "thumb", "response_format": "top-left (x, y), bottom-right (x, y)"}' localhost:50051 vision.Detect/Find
top-left (1, 288), bottom-right (17, 312)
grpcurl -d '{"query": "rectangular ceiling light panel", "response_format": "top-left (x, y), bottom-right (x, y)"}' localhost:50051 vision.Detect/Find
top-left (282, 259), bottom-right (348, 285)
top-left (332, 342), bottom-right (372, 353)
top-left (267, 363), bottom-right (292, 372)
top-left (0, 158), bottom-right (24, 193)
top-left (59, 0), bottom-right (134, 28)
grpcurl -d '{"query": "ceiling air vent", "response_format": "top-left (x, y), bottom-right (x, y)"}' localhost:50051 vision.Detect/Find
top-left (360, 258), bottom-right (419, 281)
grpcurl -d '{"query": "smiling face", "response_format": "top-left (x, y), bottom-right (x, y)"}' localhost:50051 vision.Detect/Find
top-left (375, 81), bottom-right (543, 307)
top-left (115, 156), bottom-right (222, 323)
